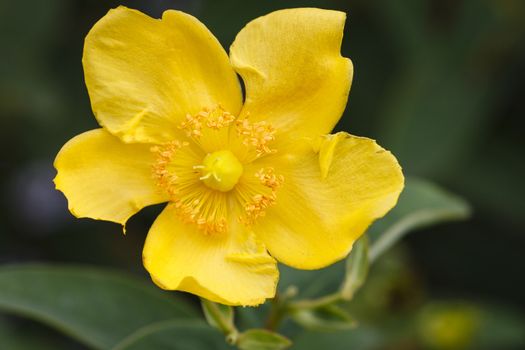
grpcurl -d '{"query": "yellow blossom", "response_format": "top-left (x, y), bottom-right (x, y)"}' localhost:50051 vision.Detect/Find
top-left (54, 6), bottom-right (404, 306)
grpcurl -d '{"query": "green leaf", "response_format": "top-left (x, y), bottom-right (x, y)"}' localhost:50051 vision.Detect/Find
top-left (368, 177), bottom-right (470, 262)
top-left (112, 320), bottom-right (231, 350)
top-left (0, 316), bottom-right (71, 350)
top-left (291, 304), bottom-right (357, 332)
top-left (293, 325), bottom-right (385, 350)
top-left (201, 299), bottom-right (234, 332)
top-left (237, 329), bottom-right (292, 350)
top-left (341, 235), bottom-right (369, 300)
top-left (0, 264), bottom-right (198, 350)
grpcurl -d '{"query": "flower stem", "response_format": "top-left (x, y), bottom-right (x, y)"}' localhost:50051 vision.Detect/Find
top-left (265, 286), bottom-right (299, 330)
top-left (286, 291), bottom-right (343, 310)
top-left (201, 299), bottom-right (239, 344)
top-left (266, 297), bottom-right (286, 331)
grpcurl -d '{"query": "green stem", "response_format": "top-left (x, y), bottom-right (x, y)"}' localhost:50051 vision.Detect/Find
top-left (286, 292), bottom-right (343, 310)
top-left (201, 299), bottom-right (238, 344)
top-left (265, 286), bottom-right (299, 330)
top-left (265, 297), bottom-right (286, 331)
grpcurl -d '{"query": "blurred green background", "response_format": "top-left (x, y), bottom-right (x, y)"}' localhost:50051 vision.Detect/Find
top-left (1, 0), bottom-right (524, 349)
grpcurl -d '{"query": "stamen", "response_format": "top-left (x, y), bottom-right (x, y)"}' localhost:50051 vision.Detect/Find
top-left (205, 107), bottom-right (235, 129)
top-left (236, 118), bottom-right (277, 157)
top-left (151, 140), bottom-right (189, 197)
top-left (179, 112), bottom-right (205, 138)
top-left (179, 106), bottom-right (235, 139)
top-left (240, 167), bottom-right (284, 226)
top-left (255, 167), bottom-right (285, 190)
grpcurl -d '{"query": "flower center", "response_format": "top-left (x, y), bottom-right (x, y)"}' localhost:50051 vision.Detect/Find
top-left (150, 106), bottom-right (284, 235)
top-left (197, 150), bottom-right (243, 192)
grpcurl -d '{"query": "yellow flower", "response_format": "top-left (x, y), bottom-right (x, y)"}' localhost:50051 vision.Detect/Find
top-left (54, 6), bottom-right (404, 306)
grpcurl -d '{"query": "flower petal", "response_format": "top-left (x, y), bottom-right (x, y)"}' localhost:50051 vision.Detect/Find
top-left (84, 6), bottom-right (242, 143)
top-left (143, 204), bottom-right (278, 306)
top-left (230, 8), bottom-right (353, 143)
top-left (54, 129), bottom-right (167, 226)
top-left (254, 132), bottom-right (404, 269)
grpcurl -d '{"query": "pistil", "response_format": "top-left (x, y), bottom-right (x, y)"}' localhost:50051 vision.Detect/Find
top-left (197, 150), bottom-right (244, 192)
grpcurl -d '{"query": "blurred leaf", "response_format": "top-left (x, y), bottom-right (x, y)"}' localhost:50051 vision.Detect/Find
top-left (0, 264), bottom-right (197, 350)
top-left (112, 320), bottom-right (231, 350)
top-left (347, 247), bottom-right (423, 320)
top-left (369, 177), bottom-right (471, 261)
top-left (377, 51), bottom-right (492, 179)
top-left (291, 305), bottom-right (356, 332)
top-left (294, 299), bottom-right (525, 350)
top-left (375, 0), bottom-right (429, 55)
top-left (201, 299), bottom-right (234, 332)
top-left (454, 140), bottom-right (525, 227)
top-left (474, 305), bottom-right (525, 349)
top-left (235, 304), bottom-right (268, 330)
top-left (293, 325), bottom-right (386, 350)
top-left (416, 301), bottom-right (525, 350)
top-left (0, 317), bottom-right (71, 350)
top-left (341, 235), bottom-right (369, 300)
top-left (237, 329), bottom-right (291, 350)
top-left (417, 302), bottom-right (480, 350)
top-left (374, 0), bottom-right (511, 180)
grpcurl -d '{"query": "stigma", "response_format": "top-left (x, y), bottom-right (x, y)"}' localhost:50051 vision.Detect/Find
top-left (195, 150), bottom-right (243, 192)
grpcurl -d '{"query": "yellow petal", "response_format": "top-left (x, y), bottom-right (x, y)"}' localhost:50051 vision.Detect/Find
top-left (230, 8), bottom-right (353, 144)
top-left (143, 204), bottom-right (278, 306)
top-left (54, 129), bottom-right (167, 226)
top-left (255, 132), bottom-right (404, 269)
top-left (84, 6), bottom-right (242, 143)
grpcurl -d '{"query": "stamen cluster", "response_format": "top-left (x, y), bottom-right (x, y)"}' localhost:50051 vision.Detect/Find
top-left (151, 106), bottom-right (284, 235)
top-left (242, 168), bottom-right (284, 225)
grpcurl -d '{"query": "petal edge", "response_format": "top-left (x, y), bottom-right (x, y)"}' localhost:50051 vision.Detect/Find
top-left (84, 6), bottom-right (243, 143)
top-left (230, 8), bottom-right (353, 144)
top-left (143, 205), bottom-right (279, 306)
top-left (255, 133), bottom-right (404, 269)
top-left (54, 129), bottom-right (168, 226)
